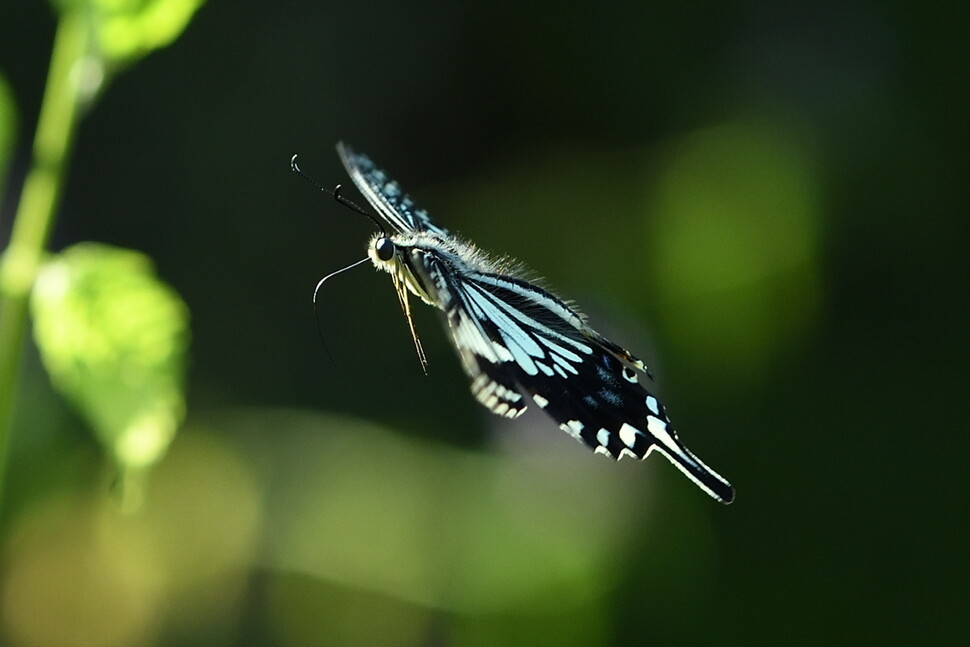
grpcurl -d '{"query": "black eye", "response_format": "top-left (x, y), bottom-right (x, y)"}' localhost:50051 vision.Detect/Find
top-left (375, 237), bottom-right (395, 261)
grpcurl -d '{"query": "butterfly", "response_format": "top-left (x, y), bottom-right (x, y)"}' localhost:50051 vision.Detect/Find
top-left (309, 142), bottom-right (734, 504)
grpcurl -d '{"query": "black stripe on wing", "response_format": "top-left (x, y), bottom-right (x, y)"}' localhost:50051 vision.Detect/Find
top-left (337, 142), bottom-right (450, 236)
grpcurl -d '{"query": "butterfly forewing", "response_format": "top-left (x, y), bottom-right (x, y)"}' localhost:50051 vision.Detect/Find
top-left (338, 143), bottom-right (450, 236)
top-left (331, 142), bottom-right (735, 504)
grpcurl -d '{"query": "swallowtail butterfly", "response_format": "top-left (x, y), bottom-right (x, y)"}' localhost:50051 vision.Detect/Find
top-left (307, 143), bottom-right (735, 504)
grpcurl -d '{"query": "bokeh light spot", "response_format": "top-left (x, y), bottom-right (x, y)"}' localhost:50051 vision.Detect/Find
top-left (0, 495), bottom-right (162, 647)
top-left (646, 120), bottom-right (822, 383)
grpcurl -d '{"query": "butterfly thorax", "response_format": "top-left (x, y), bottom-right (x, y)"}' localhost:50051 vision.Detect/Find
top-left (369, 231), bottom-right (496, 310)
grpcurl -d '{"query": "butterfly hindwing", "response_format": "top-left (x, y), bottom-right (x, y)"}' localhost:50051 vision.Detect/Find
top-left (446, 272), bottom-right (735, 502)
top-left (521, 347), bottom-right (735, 503)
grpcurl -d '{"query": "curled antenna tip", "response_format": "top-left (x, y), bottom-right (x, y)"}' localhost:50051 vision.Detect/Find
top-left (290, 156), bottom-right (385, 234)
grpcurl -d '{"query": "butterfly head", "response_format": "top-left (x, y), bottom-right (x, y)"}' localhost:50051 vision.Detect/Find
top-left (368, 232), bottom-right (440, 309)
top-left (373, 236), bottom-right (395, 262)
top-left (368, 233), bottom-right (401, 273)
top-left (365, 232), bottom-right (432, 372)
top-left (368, 232), bottom-right (410, 287)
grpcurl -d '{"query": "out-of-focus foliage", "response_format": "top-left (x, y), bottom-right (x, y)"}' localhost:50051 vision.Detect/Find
top-left (30, 244), bottom-right (188, 498)
top-left (0, 0), bottom-right (203, 520)
top-left (648, 121), bottom-right (821, 384)
top-left (256, 412), bottom-right (643, 614)
top-left (1, 429), bottom-right (260, 647)
top-left (256, 410), bottom-right (655, 647)
top-left (51, 0), bottom-right (206, 64)
top-left (0, 409), bottom-right (685, 647)
top-left (0, 1), bottom-right (966, 646)
top-left (0, 75), bottom-right (14, 202)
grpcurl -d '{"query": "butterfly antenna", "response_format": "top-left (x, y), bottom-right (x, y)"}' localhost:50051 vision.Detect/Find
top-left (290, 154), bottom-right (386, 234)
top-left (312, 256), bottom-right (372, 361)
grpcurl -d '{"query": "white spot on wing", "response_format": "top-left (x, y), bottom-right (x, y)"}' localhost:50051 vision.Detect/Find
top-left (535, 361), bottom-right (554, 376)
top-left (490, 340), bottom-right (514, 362)
top-left (647, 415), bottom-right (679, 455)
top-left (619, 423), bottom-right (638, 449)
top-left (455, 313), bottom-right (498, 362)
top-left (560, 419), bottom-right (584, 442)
top-left (500, 331), bottom-right (539, 376)
top-left (550, 352), bottom-right (579, 375)
top-left (646, 396), bottom-right (660, 415)
top-left (532, 394), bottom-right (549, 408)
top-left (539, 338), bottom-right (582, 363)
top-left (596, 428), bottom-right (611, 447)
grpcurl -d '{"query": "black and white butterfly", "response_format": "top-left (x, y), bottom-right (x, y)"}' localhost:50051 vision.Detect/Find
top-left (307, 142), bottom-right (734, 504)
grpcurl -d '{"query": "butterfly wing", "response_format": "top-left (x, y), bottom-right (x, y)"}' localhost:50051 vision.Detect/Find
top-left (444, 271), bottom-right (736, 504)
top-left (337, 142), bottom-right (451, 236)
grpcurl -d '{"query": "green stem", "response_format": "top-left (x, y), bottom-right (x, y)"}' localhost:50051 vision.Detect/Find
top-left (0, 13), bottom-right (90, 509)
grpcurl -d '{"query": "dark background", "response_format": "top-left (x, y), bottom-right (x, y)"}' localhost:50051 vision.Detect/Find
top-left (1, 1), bottom-right (967, 646)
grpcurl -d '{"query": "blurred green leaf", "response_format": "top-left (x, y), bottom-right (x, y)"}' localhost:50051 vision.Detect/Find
top-left (0, 74), bottom-right (16, 204)
top-left (251, 411), bottom-right (660, 616)
top-left (51, 0), bottom-right (206, 64)
top-left (29, 243), bottom-right (189, 495)
top-left (647, 120), bottom-right (822, 385)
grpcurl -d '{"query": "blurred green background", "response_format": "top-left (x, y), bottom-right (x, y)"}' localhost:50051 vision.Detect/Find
top-left (1, 1), bottom-right (967, 646)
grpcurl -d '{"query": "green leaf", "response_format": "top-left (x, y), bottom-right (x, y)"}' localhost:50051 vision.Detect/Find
top-left (51, 0), bottom-right (206, 64)
top-left (30, 243), bottom-right (189, 490)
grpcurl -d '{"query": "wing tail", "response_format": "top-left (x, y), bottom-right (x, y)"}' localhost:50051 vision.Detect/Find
top-left (525, 349), bottom-right (735, 504)
top-left (651, 438), bottom-right (736, 504)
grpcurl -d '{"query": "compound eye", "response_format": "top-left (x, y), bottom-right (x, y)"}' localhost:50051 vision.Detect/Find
top-left (374, 237), bottom-right (395, 261)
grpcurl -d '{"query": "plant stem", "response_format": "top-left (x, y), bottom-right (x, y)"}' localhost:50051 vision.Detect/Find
top-left (0, 12), bottom-right (90, 509)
